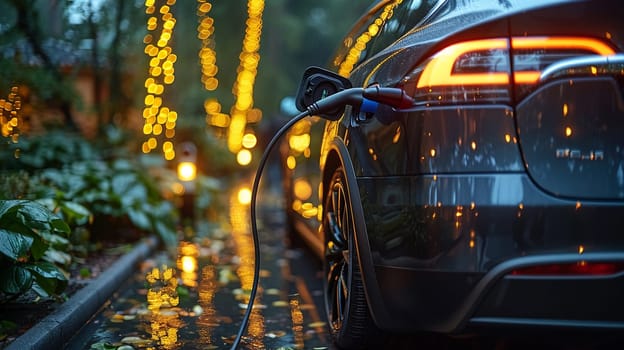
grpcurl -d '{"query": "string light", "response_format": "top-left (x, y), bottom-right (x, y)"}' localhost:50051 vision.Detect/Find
top-left (142, 0), bottom-right (179, 160)
top-left (195, 1), bottom-right (265, 163)
top-left (0, 86), bottom-right (22, 146)
top-left (227, 0), bottom-right (265, 153)
top-left (197, 1), bottom-right (219, 92)
top-left (197, 0), bottom-right (228, 133)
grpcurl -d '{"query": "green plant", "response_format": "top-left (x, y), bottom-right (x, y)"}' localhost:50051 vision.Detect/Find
top-left (2, 130), bottom-right (179, 248)
top-left (0, 200), bottom-right (70, 301)
top-left (39, 159), bottom-right (179, 248)
top-left (0, 130), bottom-right (100, 171)
top-left (37, 197), bottom-right (93, 258)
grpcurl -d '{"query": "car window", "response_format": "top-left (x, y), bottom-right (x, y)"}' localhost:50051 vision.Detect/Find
top-left (332, 0), bottom-right (442, 77)
top-left (362, 0), bottom-right (441, 61)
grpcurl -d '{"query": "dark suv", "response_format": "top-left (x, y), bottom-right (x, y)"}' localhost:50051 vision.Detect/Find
top-left (282, 0), bottom-right (624, 348)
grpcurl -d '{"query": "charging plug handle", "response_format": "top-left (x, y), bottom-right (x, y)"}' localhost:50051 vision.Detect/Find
top-left (363, 85), bottom-right (414, 109)
top-left (307, 86), bottom-right (414, 120)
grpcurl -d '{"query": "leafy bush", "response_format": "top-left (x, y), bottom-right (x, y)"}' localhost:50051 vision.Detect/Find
top-left (0, 130), bottom-right (100, 171)
top-left (1, 130), bottom-right (179, 248)
top-left (38, 159), bottom-right (179, 248)
top-left (0, 200), bottom-right (70, 300)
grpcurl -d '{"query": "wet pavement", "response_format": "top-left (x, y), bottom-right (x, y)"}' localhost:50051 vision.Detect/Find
top-left (63, 179), bottom-right (624, 350)
top-left (66, 182), bottom-right (334, 350)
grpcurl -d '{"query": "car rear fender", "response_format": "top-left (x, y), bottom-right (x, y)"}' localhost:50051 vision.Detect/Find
top-left (323, 137), bottom-right (392, 326)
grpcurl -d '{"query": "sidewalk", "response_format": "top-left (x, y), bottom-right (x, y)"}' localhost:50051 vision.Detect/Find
top-left (6, 236), bottom-right (159, 350)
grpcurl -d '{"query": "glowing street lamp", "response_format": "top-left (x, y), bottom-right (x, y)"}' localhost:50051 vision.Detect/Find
top-left (177, 161), bottom-right (197, 182)
top-left (177, 142), bottom-right (197, 223)
top-left (177, 142), bottom-right (197, 183)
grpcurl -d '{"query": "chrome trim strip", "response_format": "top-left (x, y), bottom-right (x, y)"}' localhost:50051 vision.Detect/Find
top-left (540, 54), bottom-right (624, 81)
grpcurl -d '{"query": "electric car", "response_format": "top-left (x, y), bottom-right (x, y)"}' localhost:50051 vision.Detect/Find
top-left (282, 0), bottom-right (624, 348)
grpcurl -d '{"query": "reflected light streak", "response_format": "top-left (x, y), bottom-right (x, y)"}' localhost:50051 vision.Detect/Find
top-left (197, 265), bottom-right (219, 346)
top-left (337, 0), bottom-right (403, 77)
top-left (229, 187), bottom-right (265, 347)
top-left (177, 241), bottom-right (199, 287)
top-left (289, 294), bottom-right (305, 349)
top-left (145, 265), bottom-right (182, 348)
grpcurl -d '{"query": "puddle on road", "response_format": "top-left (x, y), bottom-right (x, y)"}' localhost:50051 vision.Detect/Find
top-left (66, 184), bottom-right (331, 350)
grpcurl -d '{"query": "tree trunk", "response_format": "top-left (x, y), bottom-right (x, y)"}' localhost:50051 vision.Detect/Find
top-left (12, 0), bottom-right (78, 131)
top-left (108, 0), bottom-right (125, 128)
top-left (87, 1), bottom-right (104, 135)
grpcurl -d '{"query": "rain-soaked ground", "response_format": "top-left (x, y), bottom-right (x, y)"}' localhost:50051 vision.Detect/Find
top-left (65, 180), bottom-right (332, 350)
top-left (64, 178), bottom-right (624, 350)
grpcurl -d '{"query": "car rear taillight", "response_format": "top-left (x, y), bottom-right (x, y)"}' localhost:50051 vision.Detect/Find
top-left (511, 262), bottom-right (624, 276)
top-left (401, 36), bottom-right (616, 106)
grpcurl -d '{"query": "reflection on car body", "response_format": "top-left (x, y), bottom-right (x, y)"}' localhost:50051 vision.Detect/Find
top-left (282, 0), bottom-right (624, 348)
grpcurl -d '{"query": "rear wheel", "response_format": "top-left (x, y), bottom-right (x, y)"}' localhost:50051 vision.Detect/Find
top-left (323, 168), bottom-right (381, 349)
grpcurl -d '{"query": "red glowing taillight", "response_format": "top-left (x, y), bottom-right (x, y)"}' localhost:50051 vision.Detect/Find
top-left (510, 262), bottom-right (624, 276)
top-left (402, 36), bottom-right (616, 106)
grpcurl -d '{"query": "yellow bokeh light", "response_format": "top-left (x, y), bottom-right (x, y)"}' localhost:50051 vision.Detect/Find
top-left (163, 141), bottom-right (174, 152)
top-left (181, 255), bottom-right (197, 273)
top-left (286, 155), bottom-right (296, 169)
top-left (288, 133), bottom-right (310, 153)
top-left (238, 187), bottom-right (252, 205)
top-left (171, 182), bottom-right (185, 195)
top-left (148, 137), bottom-right (157, 149)
top-left (198, 2), bottom-right (212, 13)
top-left (209, 113), bottom-right (229, 128)
top-left (236, 149), bottom-right (252, 166)
top-left (247, 108), bottom-right (262, 123)
top-left (142, 2), bottom-right (179, 156)
top-left (204, 99), bottom-right (221, 114)
top-left (293, 178), bottom-right (312, 201)
top-left (241, 133), bottom-right (257, 149)
top-left (177, 162), bottom-right (197, 181)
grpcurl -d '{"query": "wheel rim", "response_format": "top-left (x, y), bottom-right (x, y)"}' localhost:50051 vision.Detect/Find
top-left (324, 174), bottom-right (351, 333)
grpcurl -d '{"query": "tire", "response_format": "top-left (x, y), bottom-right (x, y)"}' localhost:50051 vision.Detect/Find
top-left (323, 167), bottom-right (381, 349)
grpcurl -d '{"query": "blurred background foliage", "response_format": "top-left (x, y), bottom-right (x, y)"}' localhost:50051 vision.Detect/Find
top-left (0, 0), bottom-right (371, 139)
top-left (0, 0), bottom-right (371, 301)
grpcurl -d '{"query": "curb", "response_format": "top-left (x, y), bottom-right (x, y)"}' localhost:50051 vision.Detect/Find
top-left (6, 236), bottom-right (159, 350)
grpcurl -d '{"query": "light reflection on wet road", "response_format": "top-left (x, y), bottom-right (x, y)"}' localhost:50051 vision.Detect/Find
top-left (66, 182), bottom-right (334, 350)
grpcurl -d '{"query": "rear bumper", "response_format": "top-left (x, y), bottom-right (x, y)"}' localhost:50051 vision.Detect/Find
top-left (371, 252), bottom-right (624, 333)
top-left (470, 253), bottom-right (624, 330)
top-left (355, 174), bottom-right (624, 333)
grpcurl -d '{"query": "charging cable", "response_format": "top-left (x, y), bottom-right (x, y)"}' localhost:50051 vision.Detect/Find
top-left (230, 86), bottom-right (413, 349)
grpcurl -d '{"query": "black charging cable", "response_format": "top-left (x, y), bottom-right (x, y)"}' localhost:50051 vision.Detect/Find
top-left (230, 86), bottom-right (413, 349)
top-left (230, 108), bottom-right (310, 350)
